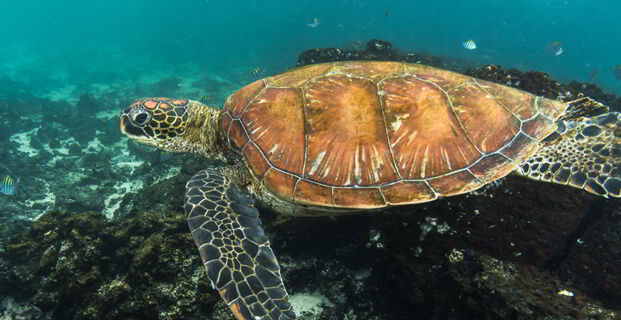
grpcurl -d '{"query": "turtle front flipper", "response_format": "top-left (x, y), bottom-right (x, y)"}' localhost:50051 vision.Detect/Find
top-left (185, 167), bottom-right (296, 320)
top-left (516, 112), bottom-right (621, 198)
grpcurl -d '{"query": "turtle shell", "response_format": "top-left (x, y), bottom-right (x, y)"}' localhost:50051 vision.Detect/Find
top-left (219, 61), bottom-right (567, 209)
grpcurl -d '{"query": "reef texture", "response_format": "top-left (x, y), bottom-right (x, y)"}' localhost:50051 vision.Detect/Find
top-left (1, 39), bottom-right (620, 319)
top-left (0, 210), bottom-right (221, 320)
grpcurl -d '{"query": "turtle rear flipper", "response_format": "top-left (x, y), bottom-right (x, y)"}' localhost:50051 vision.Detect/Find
top-left (185, 167), bottom-right (296, 320)
top-left (517, 112), bottom-right (621, 197)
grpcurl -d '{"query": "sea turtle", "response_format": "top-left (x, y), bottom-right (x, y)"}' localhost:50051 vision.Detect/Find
top-left (120, 61), bottom-right (621, 320)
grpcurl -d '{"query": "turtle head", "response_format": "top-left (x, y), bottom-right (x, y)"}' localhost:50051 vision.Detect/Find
top-left (120, 98), bottom-right (224, 159)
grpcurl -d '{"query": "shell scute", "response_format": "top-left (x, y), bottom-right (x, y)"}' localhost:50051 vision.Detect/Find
top-left (476, 80), bottom-right (535, 120)
top-left (267, 63), bottom-right (333, 87)
top-left (381, 76), bottom-right (481, 179)
top-left (333, 187), bottom-right (385, 208)
top-left (329, 61), bottom-right (404, 81)
top-left (263, 169), bottom-right (296, 202)
top-left (427, 170), bottom-right (482, 196)
top-left (522, 114), bottom-right (556, 140)
top-left (243, 143), bottom-right (270, 179)
top-left (537, 96), bottom-right (569, 120)
top-left (403, 64), bottom-right (472, 91)
top-left (449, 82), bottom-right (521, 154)
top-left (303, 74), bottom-right (397, 185)
top-left (293, 180), bottom-right (333, 207)
top-left (469, 153), bottom-right (517, 183)
top-left (226, 79), bottom-right (265, 118)
top-left (242, 87), bottom-right (305, 175)
top-left (380, 181), bottom-right (436, 204)
top-left (228, 120), bottom-right (249, 151)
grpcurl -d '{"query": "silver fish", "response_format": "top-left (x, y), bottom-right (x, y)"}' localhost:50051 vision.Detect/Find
top-left (546, 40), bottom-right (564, 56)
top-left (462, 39), bottom-right (477, 50)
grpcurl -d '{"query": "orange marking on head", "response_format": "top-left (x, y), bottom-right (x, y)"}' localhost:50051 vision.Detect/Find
top-left (171, 99), bottom-right (188, 106)
top-left (120, 117), bottom-right (125, 131)
top-left (144, 100), bottom-right (158, 109)
top-left (159, 102), bottom-right (172, 109)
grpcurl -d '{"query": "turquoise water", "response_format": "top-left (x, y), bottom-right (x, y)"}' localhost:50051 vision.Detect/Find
top-left (1, 0), bottom-right (620, 100)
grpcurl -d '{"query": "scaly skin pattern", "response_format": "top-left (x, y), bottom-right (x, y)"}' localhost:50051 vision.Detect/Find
top-left (516, 112), bottom-right (621, 197)
top-left (120, 98), bottom-right (225, 161)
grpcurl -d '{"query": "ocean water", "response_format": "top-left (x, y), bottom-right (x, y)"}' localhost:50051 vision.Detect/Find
top-left (1, 1), bottom-right (620, 319)
top-left (0, 0), bottom-right (620, 102)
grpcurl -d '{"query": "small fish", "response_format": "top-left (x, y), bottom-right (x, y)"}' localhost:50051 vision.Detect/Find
top-left (613, 64), bottom-right (621, 80)
top-left (307, 18), bottom-right (320, 28)
top-left (462, 39), bottom-right (477, 50)
top-left (0, 175), bottom-right (19, 195)
top-left (249, 66), bottom-right (265, 80)
top-left (199, 95), bottom-right (215, 103)
top-left (546, 40), bottom-right (564, 56)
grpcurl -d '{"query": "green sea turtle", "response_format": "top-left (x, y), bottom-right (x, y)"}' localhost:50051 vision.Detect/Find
top-left (120, 61), bottom-right (621, 320)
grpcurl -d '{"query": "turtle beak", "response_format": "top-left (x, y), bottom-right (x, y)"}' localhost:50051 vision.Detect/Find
top-left (120, 115), bottom-right (128, 135)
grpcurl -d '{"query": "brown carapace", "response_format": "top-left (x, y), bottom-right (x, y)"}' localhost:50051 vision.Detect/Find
top-left (219, 61), bottom-right (566, 209)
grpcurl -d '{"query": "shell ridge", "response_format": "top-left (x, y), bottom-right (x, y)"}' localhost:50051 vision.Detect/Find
top-left (433, 80), bottom-right (484, 158)
top-left (471, 78), bottom-right (523, 123)
top-left (376, 79), bottom-right (403, 180)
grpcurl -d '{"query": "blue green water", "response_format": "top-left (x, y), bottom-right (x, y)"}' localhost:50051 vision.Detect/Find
top-left (1, 0), bottom-right (620, 99)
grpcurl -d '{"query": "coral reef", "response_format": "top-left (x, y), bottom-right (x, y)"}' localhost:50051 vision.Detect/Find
top-left (296, 39), bottom-right (443, 70)
top-left (0, 210), bottom-right (220, 320)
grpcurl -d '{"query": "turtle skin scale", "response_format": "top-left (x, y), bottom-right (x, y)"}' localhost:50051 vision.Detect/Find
top-left (218, 61), bottom-right (567, 210)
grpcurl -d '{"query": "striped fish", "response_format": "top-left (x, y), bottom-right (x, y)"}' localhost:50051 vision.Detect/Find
top-left (462, 39), bottom-right (477, 50)
top-left (249, 66), bottom-right (264, 80)
top-left (0, 175), bottom-right (18, 195)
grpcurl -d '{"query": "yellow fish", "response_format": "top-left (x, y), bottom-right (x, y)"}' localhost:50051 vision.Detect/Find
top-left (0, 175), bottom-right (18, 195)
top-left (199, 95), bottom-right (215, 103)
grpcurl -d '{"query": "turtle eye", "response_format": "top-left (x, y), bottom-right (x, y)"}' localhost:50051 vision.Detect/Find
top-left (133, 112), bottom-right (150, 126)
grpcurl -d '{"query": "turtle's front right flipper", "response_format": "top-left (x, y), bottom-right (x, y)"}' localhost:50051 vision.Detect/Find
top-left (517, 112), bottom-right (621, 197)
top-left (185, 167), bottom-right (296, 320)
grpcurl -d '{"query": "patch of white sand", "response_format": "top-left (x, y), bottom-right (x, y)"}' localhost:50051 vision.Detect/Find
top-left (24, 181), bottom-right (56, 220)
top-left (44, 84), bottom-right (78, 103)
top-left (151, 166), bottom-right (181, 185)
top-left (103, 179), bottom-right (145, 219)
top-left (9, 128), bottom-right (39, 157)
top-left (114, 160), bottom-right (144, 176)
top-left (96, 109), bottom-right (120, 120)
top-left (289, 291), bottom-right (334, 317)
top-left (84, 136), bottom-right (105, 154)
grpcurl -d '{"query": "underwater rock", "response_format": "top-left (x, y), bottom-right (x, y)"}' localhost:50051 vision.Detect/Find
top-left (296, 39), bottom-right (442, 69)
top-left (0, 296), bottom-right (48, 320)
top-left (449, 253), bottom-right (619, 319)
top-left (366, 39), bottom-right (392, 53)
top-left (0, 210), bottom-right (218, 320)
top-left (556, 204), bottom-right (621, 309)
